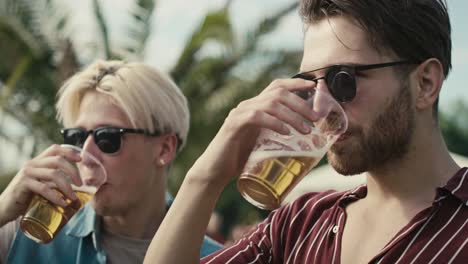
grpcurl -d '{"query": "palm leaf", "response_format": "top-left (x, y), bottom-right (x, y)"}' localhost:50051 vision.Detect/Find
top-left (242, 2), bottom-right (298, 53)
top-left (171, 7), bottom-right (235, 83)
top-left (92, 0), bottom-right (112, 59)
top-left (169, 4), bottom-right (301, 197)
top-left (0, 0), bottom-right (74, 155)
top-left (123, 0), bottom-right (156, 57)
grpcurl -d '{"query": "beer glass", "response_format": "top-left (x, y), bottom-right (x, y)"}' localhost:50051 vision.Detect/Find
top-left (237, 89), bottom-right (348, 210)
top-left (20, 145), bottom-right (107, 243)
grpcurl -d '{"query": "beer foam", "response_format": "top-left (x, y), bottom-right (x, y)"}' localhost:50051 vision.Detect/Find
top-left (255, 125), bottom-right (338, 153)
top-left (72, 185), bottom-right (97, 194)
top-left (247, 149), bottom-right (326, 164)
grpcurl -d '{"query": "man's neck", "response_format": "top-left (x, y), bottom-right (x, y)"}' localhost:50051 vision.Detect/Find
top-left (364, 128), bottom-right (460, 210)
top-left (102, 187), bottom-right (167, 240)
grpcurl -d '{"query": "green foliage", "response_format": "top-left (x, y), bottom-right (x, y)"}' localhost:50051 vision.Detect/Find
top-left (0, 0), bottom-right (70, 152)
top-left (169, 3), bottom-right (301, 187)
top-left (0, 0), bottom-right (157, 153)
top-left (168, 3), bottom-right (301, 234)
top-left (0, 0), bottom-right (157, 195)
top-left (440, 100), bottom-right (468, 156)
top-left (92, 0), bottom-right (112, 59)
top-left (125, 0), bottom-right (156, 55)
top-left (0, 172), bottom-right (15, 193)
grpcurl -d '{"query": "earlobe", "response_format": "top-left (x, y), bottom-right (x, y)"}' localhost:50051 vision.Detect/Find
top-left (154, 133), bottom-right (178, 167)
top-left (414, 59), bottom-right (444, 111)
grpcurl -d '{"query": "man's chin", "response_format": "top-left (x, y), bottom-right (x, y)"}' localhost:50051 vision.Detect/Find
top-left (327, 151), bottom-right (367, 176)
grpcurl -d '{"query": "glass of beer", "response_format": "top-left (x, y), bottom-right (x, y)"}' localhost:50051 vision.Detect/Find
top-left (20, 145), bottom-right (107, 243)
top-left (237, 89), bottom-right (348, 210)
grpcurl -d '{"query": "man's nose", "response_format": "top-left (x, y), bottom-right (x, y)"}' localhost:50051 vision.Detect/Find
top-left (81, 134), bottom-right (101, 167)
top-left (314, 77), bottom-right (333, 96)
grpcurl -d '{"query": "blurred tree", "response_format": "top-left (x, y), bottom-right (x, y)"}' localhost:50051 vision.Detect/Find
top-left (0, 0), bottom-right (75, 155)
top-left (0, 0), bottom-right (301, 234)
top-left (167, 2), bottom-right (302, 233)
top-left (0, 173), bottom-right (14, 193)
top-left (0, 0), bottom-right (155, 165)
top-left (440, 100), bottom-right (468, 157)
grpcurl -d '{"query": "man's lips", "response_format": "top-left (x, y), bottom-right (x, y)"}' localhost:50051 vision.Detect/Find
top-left (336, 133), bottom-right (351, 142)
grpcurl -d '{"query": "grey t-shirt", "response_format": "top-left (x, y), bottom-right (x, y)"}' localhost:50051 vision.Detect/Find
top-left (0, 220), bottom-right (152, 264)
top-left (101, 227), bottom-right (151, 264)
top-left (0, 219), bottom-right (19, 264)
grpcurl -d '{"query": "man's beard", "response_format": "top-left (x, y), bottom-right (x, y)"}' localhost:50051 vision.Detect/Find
top-left (328, 79), bottom-right (415, 175)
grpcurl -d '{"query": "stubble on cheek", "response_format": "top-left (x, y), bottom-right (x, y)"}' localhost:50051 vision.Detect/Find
top-left (326, 79), bottom-right (414, 176)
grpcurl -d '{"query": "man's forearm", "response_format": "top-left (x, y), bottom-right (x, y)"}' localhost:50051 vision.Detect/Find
top-left (144, 169), bottom-right (225, 264)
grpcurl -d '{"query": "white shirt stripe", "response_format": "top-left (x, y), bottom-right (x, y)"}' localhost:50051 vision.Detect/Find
top-left (285, 217), bottom-right (327, 264)
top-left (289, 191), bottom-right (337, 228)
top-left (409, 204), bottom-right (463, 264)
top-left (246, 252), bottom-right (264, 264)
top-left (331, 212), bottom-right (345, 264)
top-left (279, 203), bottom-right (292, 248)
top-left (268, 247), bottom-right (273, 263)
top-left (448, 237), bottom-right (468, 264)
top-left (452, 169), bottom-right (468, 194)
top-left (269, 208), bottom-right (278, 254)
top-left (285, 192), bottom-right (338, 264)
top-left (225, 243), bottom-right (256, 264)
top-left (205, 223), bottom-right (268, 264)
top-left (434, 195), bottom-right (448, 203)
top-left (309, 223), bottom-right (333, 263)
top-left (375, 215), bottom-right (431, 264)
top-left (428, 215), bottom-right (468, 263)
top-left (292, 218), bottom-right (330, 264)
top-left (393, 209), bottom-right (438, 264)
top-left (225, 235), bottom-right (268, 264)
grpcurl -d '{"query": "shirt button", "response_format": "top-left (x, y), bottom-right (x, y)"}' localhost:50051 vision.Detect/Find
top-left (332, 226), bottom-right (339, 233)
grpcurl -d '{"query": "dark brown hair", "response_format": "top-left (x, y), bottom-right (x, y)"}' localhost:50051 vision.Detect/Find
top-left (299, 0), bottom-right (452, 115)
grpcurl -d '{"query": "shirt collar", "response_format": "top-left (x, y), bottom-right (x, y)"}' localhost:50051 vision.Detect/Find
top-left (439, 167), bottom-right (468, 206)
top-left (338, 184), bottom-right (367, 207)
top-left (338, 167), bottom-right (468, 206)
top-left (65, 203), bottom-right (97, 238)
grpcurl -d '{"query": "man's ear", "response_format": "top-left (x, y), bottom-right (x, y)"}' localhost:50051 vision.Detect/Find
top-left (413, 58), bottom-right (444, 111)
top-left (154, 133), bottom-right (178, 167)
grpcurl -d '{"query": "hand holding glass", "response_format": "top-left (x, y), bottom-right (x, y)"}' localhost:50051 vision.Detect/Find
top-left (237, 89), bottom-right (348, 210)
top-left (20, 145), bottom-right (107, 243)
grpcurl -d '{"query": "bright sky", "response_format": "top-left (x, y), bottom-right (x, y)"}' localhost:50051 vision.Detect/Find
top-left (69, 0), bottom-right (468, 113)
top-left (148, 0), bottom-right (467, 113)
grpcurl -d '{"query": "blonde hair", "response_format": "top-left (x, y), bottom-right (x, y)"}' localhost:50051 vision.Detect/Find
top-left (56, 60), bottom-right (190, 150)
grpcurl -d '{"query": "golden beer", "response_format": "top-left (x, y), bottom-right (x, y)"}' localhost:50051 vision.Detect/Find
top-left (20, 187), bottom-right (94, 244)
top-left (237, 151), bottom-right (322, 210)
top-left (237, 89), bottom-right (348, 210)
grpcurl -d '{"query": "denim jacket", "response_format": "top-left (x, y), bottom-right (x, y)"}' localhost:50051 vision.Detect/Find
top-left (6, 194), bottom-right (222, 263)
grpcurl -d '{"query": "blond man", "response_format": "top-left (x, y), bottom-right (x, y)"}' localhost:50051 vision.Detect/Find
top-left (0, 60), bottom-right (221, 264)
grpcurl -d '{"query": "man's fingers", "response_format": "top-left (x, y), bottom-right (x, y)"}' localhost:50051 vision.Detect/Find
top-left (27, 168), bottom-right (77, 201)
top-left (30, 156), bottom-right (82, 187)
top-left (35, 144), bottom-right (81, 163)
top-left (263, 78), bottom-right (316, 93)
top-left (25, 180), bottom-right (68, 207)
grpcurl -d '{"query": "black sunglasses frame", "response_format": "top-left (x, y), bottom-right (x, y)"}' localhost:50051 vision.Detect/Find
top-left (61, 126), bottom-right (160, 154)
top-left (292, 60), bottom-right (418, 102)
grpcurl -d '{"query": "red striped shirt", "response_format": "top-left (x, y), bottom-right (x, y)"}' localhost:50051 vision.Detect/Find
top-left (202, 167), bottom-right (468, 263)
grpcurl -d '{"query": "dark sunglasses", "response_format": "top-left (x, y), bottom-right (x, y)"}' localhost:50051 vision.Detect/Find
top-left (61, 126), bottom-right (160, 154)
top-left (292, 60), bottom-right (418, 102)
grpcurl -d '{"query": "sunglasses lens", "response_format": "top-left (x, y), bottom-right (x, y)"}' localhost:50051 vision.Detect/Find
top-left (95, 128), bottom-right (121, 154)
top-left (63, 129), bottom-right (86, 147)
top-left (330, 71), bottom-right (356, 102)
